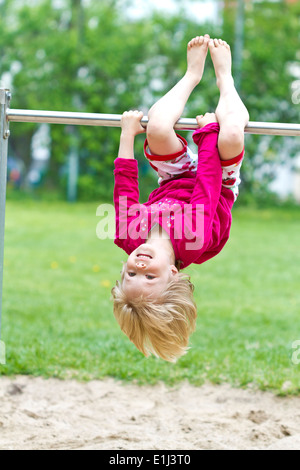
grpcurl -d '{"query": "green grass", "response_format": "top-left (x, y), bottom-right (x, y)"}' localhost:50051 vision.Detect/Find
top-left (1, 200), bottom-right (300, 395)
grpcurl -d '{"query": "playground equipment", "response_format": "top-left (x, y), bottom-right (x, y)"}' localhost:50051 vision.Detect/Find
top-left (0, 86), bottom-right (300, 351)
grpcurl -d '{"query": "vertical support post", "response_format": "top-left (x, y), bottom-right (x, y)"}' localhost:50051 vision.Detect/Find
top-left (0, 88), bottom-right (10, 354)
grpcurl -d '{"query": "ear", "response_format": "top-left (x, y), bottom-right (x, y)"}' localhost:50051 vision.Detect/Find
top-left (170, 265), bottom-right (179, 278)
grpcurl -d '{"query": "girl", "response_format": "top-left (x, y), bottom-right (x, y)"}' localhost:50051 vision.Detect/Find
top-left (111, 35), bottom-right (249, 362)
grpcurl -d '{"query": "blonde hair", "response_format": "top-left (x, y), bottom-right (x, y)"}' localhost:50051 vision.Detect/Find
top-left (111, 273), bottom-right (197, 362)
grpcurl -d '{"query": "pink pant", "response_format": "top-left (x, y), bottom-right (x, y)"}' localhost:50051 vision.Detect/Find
top-left (144, 134), bottom-right (244, 201)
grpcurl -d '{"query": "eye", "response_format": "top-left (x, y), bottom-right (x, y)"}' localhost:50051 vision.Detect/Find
top-left (128, 272), bottom-right (136, 277)
top-left (146, 275), bottom-right (155, 280)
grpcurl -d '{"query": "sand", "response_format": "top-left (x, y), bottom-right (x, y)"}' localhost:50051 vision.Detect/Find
top-left (0, 375), bottom-right (300, 450)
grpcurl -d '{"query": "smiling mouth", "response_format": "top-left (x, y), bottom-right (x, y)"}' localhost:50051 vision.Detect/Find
top-left (137, 254), bottom-right (152, 260)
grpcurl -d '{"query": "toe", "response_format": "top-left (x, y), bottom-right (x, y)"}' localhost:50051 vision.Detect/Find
top-left (189, 37), bottom-right (198, 47)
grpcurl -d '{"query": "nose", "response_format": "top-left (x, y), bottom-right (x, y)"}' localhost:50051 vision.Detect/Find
top-left (136, 261), bottom-right (147, 269)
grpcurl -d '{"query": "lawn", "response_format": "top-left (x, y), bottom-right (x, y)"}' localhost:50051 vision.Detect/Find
top-left (0, 200), bottom-right (299, 394)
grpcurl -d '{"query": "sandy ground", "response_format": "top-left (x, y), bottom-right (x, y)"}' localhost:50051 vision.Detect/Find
top-left (0, 375), bottom-right (300, 450)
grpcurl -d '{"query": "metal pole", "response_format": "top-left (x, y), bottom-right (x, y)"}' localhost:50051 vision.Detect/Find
top-left (6, 108), bottom-right (300, 136)
top-left (0, 88), bottom-right (10, 352)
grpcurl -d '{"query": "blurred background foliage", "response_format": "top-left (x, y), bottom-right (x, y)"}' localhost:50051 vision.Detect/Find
top-left (0, 0), bottom-right (299, 203)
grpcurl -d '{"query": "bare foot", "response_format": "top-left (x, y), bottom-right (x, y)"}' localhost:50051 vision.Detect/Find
top-left (209, 38), bottom-right (234, 90)
top-left (186, 34), bottom-right (210, 84)
top-left (196, 112), bottom-right (218, 128)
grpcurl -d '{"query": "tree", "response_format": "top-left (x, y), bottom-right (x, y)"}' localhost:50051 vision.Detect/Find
top-left (223, 0), bottom-right (300, 201)
top-left (1, 0), bottom-right (299, 202)
top-left (1, 0), bottom-right (213, 200)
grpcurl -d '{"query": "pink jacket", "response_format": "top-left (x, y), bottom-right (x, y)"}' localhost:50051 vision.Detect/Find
top-left (113, 123), bottom-right (236, 269)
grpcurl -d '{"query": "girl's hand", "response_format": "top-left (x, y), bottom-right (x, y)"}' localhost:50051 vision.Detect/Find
top-left (196, 112), bottom-right (218, 128)
top-left (118, 110), bottom-right (145, 159)
top-left (121, 110), bottom-right (145, 136)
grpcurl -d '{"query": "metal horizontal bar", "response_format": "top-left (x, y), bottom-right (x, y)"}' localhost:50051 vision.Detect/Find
top-left (6, 108), bottom-right (300, 136)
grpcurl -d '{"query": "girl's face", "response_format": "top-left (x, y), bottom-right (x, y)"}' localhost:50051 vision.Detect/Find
top-left (122, 243), bottom-right (178, 299)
